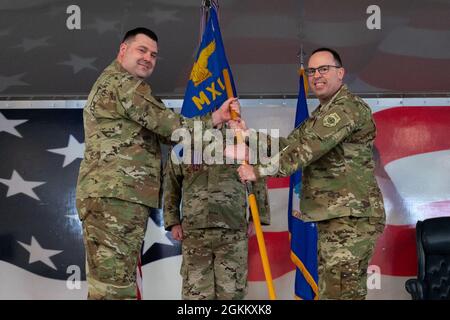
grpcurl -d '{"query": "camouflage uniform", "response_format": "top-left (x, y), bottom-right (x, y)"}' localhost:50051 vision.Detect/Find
top-left (76, 60), bottom-right (214, 299)
top-left (163, 152), bottom-right (270, 300)
top-left (255, 85), bottom-right (385, 299)
top-left (317, 215), bottom-right (383, 299)
top-left (76, 197), bottom-right (148, 299)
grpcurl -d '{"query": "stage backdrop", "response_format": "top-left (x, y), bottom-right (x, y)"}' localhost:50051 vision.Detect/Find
top-left (1, 99), bottom-right (450, 299)
top-left (0, 0), bottom-right (449, 97)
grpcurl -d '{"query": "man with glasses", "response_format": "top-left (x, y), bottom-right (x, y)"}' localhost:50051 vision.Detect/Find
top-left (228, 48), bottom-right (386, 300)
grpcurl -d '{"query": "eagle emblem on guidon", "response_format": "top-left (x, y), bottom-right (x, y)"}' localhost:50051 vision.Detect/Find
top-left (189, 40), bottom-right (216, 86)
top-left (323, 112), bottom-right (341, 128)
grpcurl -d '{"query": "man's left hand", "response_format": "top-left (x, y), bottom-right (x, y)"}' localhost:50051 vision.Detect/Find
top-left (237, 164), bottom-right (257, 182)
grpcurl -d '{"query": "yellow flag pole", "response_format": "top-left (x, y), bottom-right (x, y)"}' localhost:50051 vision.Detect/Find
top-left (223, 69), bottom-right (277, 300)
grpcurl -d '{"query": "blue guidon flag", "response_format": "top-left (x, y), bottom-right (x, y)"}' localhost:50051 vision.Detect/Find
top-left (288, 67), bottom-right (319, 300)
top-left (181, 5), bottom-right (237, 117)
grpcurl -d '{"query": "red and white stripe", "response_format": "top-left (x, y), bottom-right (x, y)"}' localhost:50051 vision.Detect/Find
top-left (136, 255), bottom-right (143, 300)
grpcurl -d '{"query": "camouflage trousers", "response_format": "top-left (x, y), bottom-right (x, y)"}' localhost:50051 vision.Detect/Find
top-left (181, 228), bottom-right (248, 300)
top-left (76, 197), bottom-right (149, 300)
top-left (317, 216), bottom-right (384, 300)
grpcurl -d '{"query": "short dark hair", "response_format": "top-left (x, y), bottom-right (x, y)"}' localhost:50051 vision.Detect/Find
top-left (311, 47), bottom-right (343, 67)
top-left (122, 27), bottom-right (158, 43)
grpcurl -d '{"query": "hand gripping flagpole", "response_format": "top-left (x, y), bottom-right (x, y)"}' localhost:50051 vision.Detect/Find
top-left (223, 69), bottom-right (277, 300)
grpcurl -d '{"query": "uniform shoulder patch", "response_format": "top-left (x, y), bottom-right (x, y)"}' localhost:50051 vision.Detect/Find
top-left (323, 113), bottom-right (341, 128)
top-left (312, 108), bottom-right (352, 140)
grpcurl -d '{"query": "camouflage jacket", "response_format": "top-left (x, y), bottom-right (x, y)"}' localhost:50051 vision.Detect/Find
top-left (76, 60), bottom-right (213, 208)
top-left (163, 154), bottom-right (271, 231)
top-left (256, 85), bottom-right (385, 222)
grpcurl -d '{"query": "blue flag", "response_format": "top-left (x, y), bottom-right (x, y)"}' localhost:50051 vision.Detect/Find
top-left (288, 68), bottom-right (319, 300)
top-left (181, 6), bottom-right (236, 118)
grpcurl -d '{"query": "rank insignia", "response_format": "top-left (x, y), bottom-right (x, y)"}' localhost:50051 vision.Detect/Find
top-left (323, 113), bottom-right (341, 127)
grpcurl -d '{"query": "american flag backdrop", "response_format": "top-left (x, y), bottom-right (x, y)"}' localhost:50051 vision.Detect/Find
top-left (139, 101), bottom-right (450, 300)
top-left (1, 0), bottom-right (450, 300)
top-left (0, 109), bottom-right (86, 299)
top-left (1, 101), bottom-right (450, 299)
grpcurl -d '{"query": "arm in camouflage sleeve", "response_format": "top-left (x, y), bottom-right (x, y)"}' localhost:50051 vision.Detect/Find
top-left (253, 131), bottom-right (289, 156)
top-left (156, 107), bottom-right (183, 146)
top-left (251, 177), bottom-right (271, 225)
top-left (116, 77), bottom-right (214, 141)
top-left (252, 123), bottom-right (305, 158)
top-left (256, 104), bottom-right (359, 178)
top-left (162, 155), bottom-right (183, 231)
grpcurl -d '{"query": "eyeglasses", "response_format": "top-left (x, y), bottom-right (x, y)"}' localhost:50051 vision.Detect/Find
top-left (305, 65), bottom-right (341, 77)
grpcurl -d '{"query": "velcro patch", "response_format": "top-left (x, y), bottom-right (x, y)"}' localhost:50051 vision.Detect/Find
top-left (313, 109), bottom-right (351, 140)
top-left (323, 113), bottom-right (341, 127)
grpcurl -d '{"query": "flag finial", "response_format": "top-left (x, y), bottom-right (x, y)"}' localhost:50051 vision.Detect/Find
top-left (202, 0), bottom-right (218, 9)
top-left (202, 0), bottom-right (211, 8)
top-left (297, 45), bottom-right (306, 69)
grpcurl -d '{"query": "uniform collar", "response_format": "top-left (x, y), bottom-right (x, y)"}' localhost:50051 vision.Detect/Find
top-left (318, 84), bottom-right (349, 112)
top-left (109, 59), bottom-right (131, 75)
top-left (107, 60), bottom-right (153, 94)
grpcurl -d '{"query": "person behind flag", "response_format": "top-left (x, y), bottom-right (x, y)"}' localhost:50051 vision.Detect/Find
top-left (76, 27), bottom-right (240, 300)
top-left (229, 48), bottom-right (386, 300)
top-left (163, 138), bottom-right (270, 300)
top-left (163, 4), bottom-right (270, 300)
